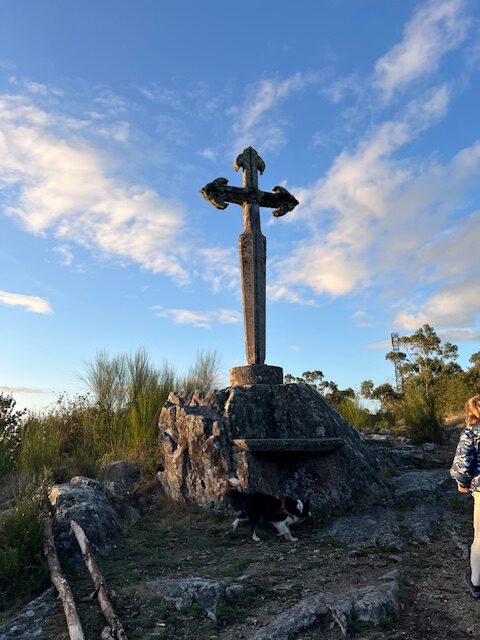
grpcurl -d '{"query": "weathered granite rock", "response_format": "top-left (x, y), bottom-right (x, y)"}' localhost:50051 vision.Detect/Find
top-left (0, 589), bottom-right (57, 640)
top-left (320, 508), bottom-right (402, 550)
top-left (252, 570), bottom-right (400, 640)
top-left (158, 383), bottom-right (390, 510)
top-left (364, 436), bottom-right (425, 470)
top-left (391, 469), bottom-right (451, 505)
top-left (402, 503), bottom-right (442, 543)
top-left (96, 461), bottom-right (141, 526)
top-left (148, 578), bottom-right (225, 622)
top-left (388, 446), bottom-right (424, 469)
top-left (49, 480), bottom-right (121, 569)
top-left (100, 460), bottom-right (140, 488)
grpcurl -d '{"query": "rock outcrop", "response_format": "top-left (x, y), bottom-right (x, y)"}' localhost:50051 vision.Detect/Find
top-left (0, 589), bottom-right (57, 640)
top-left (158, 383), bottom-right (389, 510)
top-left (252, 570), bottom-right (400, 639)
top-left (48, 477), bottom-right (122, 569)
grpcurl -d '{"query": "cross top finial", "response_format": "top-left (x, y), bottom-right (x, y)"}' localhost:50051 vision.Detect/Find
top-left (234, 147), bottom-right (265, 188)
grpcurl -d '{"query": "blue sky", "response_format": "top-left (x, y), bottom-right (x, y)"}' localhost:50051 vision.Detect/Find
top-left (1, 0), bottom-right (480, 410)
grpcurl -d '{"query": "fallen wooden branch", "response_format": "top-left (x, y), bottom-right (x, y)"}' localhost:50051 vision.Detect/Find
top-left (70, 520), bottom-right (128, 640)
top-left (43, 516), bottom-right (85, 640)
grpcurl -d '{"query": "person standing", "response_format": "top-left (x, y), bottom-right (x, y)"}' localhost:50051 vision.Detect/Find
top-left (450, 395), bottom-right (480, 598)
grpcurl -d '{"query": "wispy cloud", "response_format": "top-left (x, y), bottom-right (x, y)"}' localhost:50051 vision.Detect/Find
top-left (0, 386), bottom-right (47, 394)
top-left (53, 245), bottom-right (74, 267)
top-left (8, 75), bottom-right (64, 97)
top-left (374, 0), bottom-right (469, 101)
top-left (0, 290), bottom-right (52, 314)
top-left (0, 94), bottom-right (187, 280)
top-left (152, 306), bottom-right (242, 329)
top-left (276, 81), bottom-right (480, 337)
top-left (231, 73), bottom-right (312, 152)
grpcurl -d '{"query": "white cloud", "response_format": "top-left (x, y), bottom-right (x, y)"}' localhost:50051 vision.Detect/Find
top-left (152, 306), bottom-right (242, 329)
top-left (199, 147), bottom-right (217, 162)
top-left (0, 95), bottom-right (187, 280)
top-left (0, 290), bottom-right (52, 314)
top-left (0, 386), bottom-right (47, 394)
top-left (266, 283), bottom-right (316, 306)
top-left (368, 340), bottom-right (392, 350)
top-left (274, 81), bottom-right (480, 338)
top-left (53, 245), bottom-right (74, 267)
top-left (8, 75), bottom-right (64, 97)
top-left (232, 74), bottom-right (311, 152)
top-left (394, 280), bottom-right (480, 330)
top-left (196, 247), bottom-right (240, 293)
top-left (375, 0), bottom-right (469, 101)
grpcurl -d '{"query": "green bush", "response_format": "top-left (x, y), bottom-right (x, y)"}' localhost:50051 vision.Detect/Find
top-left (434, 373), bottom-right (471, 417)
top-left (335, 398), bottom-right (373, 430)
top-left (394, 387), bottom-right (443, 443)
top-left (0, 394), bottom-right (25, 478)
top-left (18, 415), bottom-right (64, 475)
top-left (0, 483), bottom-right (49, 612)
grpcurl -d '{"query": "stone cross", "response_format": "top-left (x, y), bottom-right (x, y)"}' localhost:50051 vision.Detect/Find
top-left (200, 147), bottom-right (298, 377)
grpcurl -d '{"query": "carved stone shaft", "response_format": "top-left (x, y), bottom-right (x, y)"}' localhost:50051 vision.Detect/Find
top-left (239, 212), bottom-right (266, 365)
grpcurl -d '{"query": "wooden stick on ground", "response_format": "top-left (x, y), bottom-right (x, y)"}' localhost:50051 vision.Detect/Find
top-left (43, 516), bottom-right (86, 640)
top-left (70, 520), bottom-right (128, 640)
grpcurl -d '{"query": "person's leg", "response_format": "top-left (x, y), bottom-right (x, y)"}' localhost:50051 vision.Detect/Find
top-left (471, 492), bottom-right (480, 585)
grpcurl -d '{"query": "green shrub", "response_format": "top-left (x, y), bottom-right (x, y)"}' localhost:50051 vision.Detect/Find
top-left (0, 394), bottom-right (25, 478)
top-left (394, 387), bottom-right (443, 443)
top-left (434, 373), bottom-right (471, 417)
top-left (0, 482), bottom-right (49, 612)
top-left (18, 415), bottom-right (63, 475)
top-left (335, 398), bottom-right (373, 430)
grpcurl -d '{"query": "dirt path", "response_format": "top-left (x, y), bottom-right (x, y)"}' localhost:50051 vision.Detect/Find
top-left (36, 479), bottom-right (479, 640)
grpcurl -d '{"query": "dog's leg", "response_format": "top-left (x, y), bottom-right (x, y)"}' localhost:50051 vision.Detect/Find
top-left (250, 516), bottom-right (261, 542)
top-left (232, 516), bottom-right (248, 531)
top-left (273, 520), bottom-right (298, 543)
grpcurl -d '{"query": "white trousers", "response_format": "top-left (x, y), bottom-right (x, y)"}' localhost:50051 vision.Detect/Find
top-left (472, 492), bottom-right (480, 585)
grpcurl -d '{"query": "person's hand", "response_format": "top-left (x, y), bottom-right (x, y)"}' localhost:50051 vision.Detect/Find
top-left (457, 484), bottom-right (470, 493)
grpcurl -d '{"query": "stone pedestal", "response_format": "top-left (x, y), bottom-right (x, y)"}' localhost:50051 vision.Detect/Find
top-left (157, 383), bottom-right (390, 511)
top-left (230, 364), bottom-right (283, 386)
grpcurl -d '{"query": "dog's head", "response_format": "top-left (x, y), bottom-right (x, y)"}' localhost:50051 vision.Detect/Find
top-left (292, 498), bottom-right (312, 522)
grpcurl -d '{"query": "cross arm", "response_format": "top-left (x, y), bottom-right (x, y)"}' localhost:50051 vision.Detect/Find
top-left (200, 177), bottom-right (299, 218)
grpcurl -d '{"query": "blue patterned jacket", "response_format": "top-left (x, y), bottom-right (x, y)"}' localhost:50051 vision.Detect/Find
top-left (450, 424), bottom-right (480, 491)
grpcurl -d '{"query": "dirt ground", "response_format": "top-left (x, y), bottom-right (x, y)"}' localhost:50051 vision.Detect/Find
top-left (36, 477), bottom-right (480, 640)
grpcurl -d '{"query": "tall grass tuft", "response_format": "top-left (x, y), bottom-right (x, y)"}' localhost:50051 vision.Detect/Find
top-left (81, 348), bottom-right (221, 463)
top-left (180, 349), bottom-right (222, 394)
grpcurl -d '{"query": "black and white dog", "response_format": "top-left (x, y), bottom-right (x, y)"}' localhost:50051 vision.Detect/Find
top-left (226, 478), bottom-right (311, 542)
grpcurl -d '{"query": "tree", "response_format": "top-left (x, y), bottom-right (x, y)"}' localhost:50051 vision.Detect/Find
top-left (386, 324), bottom-right (459, 395)
top-left (285, 370), bottom-right (326, 393)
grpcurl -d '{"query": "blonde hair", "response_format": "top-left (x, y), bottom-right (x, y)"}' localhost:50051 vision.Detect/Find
top-left (466, 395), bottom-right (480, 426)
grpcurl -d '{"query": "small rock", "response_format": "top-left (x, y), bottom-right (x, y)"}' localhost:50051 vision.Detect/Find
top-left (226, 584), bottom-right (246, 600)
top-left (0, 589), bottom-right (57, 640)
top-left (320, 508), bottom-right (402, 550)
top-left (148, 577), bottom-right (225, 622)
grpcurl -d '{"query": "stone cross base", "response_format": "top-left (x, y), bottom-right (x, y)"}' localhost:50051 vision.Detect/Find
top-left (157, 384), bottom-right (389, 511)
top-left (230, 364), bottom-right (283, 386)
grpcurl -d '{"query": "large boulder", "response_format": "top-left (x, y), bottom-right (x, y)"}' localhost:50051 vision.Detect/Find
top-left (48, 478), bottom-right (122, 568)
top-left (158, 383), bottom-right (389, 510)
